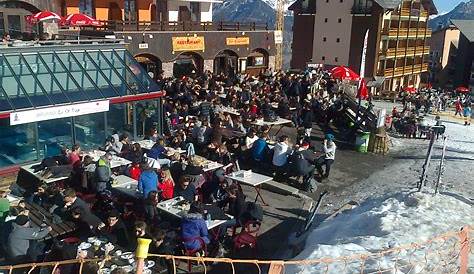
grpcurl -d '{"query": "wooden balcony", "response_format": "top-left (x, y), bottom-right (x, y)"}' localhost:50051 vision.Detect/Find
top-left (91, 20), bottom-right (269, 32)
top-left (395, 8), bottom-right (429, 18)
top-left (382, 63), bottom-right (429, 78)
top-left (381, 47), bottom-right (430, 58)
top-left (382, 28), bottom-right (432, 38)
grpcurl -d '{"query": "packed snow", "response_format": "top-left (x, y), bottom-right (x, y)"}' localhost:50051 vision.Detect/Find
top-left (290, 191), bottom-right (473, 273)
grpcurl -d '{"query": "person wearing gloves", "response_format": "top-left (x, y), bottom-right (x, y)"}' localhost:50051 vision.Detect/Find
top-left (317, 134), bottom-right (337, 179)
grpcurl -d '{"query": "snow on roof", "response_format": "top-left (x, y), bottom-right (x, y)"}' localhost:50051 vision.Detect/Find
top-left (290, 191), bottom-right (473, 273)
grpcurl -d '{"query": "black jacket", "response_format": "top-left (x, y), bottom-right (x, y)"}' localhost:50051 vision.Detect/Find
top-left (99, 219), bottom-right (131, 249)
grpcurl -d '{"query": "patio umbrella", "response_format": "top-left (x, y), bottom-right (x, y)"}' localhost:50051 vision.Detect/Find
top-left (330, 66), bottom-right (360, 81)
top-left (28, 11), bottom-right (62, 24)
top-left (62, 13), bottom-right (101, 27)
top-left (404, 87), bottom-right (417, 94)
top-left (456, 86), bottom-right (470, 94)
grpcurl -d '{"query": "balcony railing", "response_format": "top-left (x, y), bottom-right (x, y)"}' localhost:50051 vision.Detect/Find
top-left (382, 28), bottom-right (432, 38)
top-left (394, 8), bottom-right (429, 18)
top-left (381, 63), bottom-right (429, 77)
top-left (381, 47), bottom-right (430, 58)
top-left (90, 20), bottom-right (269, 32)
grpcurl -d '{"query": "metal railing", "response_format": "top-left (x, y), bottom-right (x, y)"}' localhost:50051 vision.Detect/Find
top-left (89, 20), bottom-right (269, 32)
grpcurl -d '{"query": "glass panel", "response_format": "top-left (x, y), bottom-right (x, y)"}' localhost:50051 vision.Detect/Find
top-left (109, 50), bottom-right (143, 94)
top-left (0, 119), bottom-right (38, 167)
top-left (107, 103), bottom-right (129, 136)
top-left (0, 56), bottom-right (33, 109)
top-left (74, 112), bottom-right (106, 151)
top-left (7, 15), bottom-right (21, 34)
top-left (91, 50), bottom-right (130, 96)
top-left (22, 54), bottom-right (69, 104)
top-left (37, 118), bottom-right (73, 158)
top-left (122, 50), bottom-right (159, 93)
top-left (57, 52), bottom-right (104, 100)
top-left (0, 86), bottom-right (13, 112)
top-left (76, 51), bottom-right (118, 98)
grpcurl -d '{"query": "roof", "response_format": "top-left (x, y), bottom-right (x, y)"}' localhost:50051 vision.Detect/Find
top-left (288, 0), bottom-right (316, 14)
top-left (373, 0), bottom-right (438, 15)
top-left (0, 45), bottom-right (161, 115)
top-left (451, 20), bottom-right (474, 43)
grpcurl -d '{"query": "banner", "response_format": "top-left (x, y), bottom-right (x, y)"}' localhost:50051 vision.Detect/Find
top-left (10, 100), bottom-right (110, 125)
top-left (360, 29), bottom-right (369, 79)
top-left (172, 36), bottom-right (205, 52)
top-left (274, 31), bottom-right (283, 44)
top-left (226, 37), bottom-right (250, 46)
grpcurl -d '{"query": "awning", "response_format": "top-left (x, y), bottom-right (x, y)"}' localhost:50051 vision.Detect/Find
top-left (0, 47), bottom-right (162, 118)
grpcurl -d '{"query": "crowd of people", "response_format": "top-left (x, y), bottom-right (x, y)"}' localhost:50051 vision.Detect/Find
top-left (0, 69), bottom-right (349, 273)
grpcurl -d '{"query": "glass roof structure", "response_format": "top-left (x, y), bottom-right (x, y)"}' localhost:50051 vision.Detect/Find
top-left (0, 47), bottom-right (161, 114)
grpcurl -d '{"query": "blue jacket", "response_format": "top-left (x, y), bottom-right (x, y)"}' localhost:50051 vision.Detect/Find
top-left (252, 138), bottom-right (269, 162)
top-left (148, 145), bottom-right (166, 159)
top-left (138, 170), bottom-right (158, 198)
top-left (181, 213), bottom-right (210, 251)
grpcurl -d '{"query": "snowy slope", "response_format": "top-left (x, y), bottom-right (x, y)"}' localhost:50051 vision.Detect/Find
top-left (290, 191), bottom-right (473, 273)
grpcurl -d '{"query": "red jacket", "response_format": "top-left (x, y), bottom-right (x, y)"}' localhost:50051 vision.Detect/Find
top-left (159, 179), bottom-right (174, 200)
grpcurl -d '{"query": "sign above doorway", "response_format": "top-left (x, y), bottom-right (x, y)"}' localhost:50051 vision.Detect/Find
top-left (226, 37), bottom-right (250, 46)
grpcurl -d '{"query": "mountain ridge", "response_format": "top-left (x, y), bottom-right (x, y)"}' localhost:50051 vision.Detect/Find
top-left (429, 0), bottom-right (474, 30)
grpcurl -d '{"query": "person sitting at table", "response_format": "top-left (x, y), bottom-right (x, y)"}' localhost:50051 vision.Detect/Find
top-left (181, 203), bottom-right (210, 252)
top-left (103, 135), bottom-right (122, 155)
top-left (119, 134), bottom-right (132, 156)
top-left (147, 138), bottom-right (171, 167)
top-left (289, 142), bottom-right (316, 191)
top-left (6, 215), bottom-right (52, 264)
top-left (174, 176), bottom-right (198, 203)
top-left (126, 143), bottom-right (144, 165)
top-left (138, 162), bottom-right (159, 199)
top-left (244, 129), bottom-right (258, 150)
top-left (207, 170), bottom-right (231, 208)
top-left (71, 207), bottom-right (103, 238)
top-left (98, 210), bottom-right (131, 249)
top-left (71, 155), bottom-right (95, 192)
top-left (191, 120), bottom-right (207, 151)
top-left (94, 153), bottom-right (113, 193)
top-left (0, 190), bottom-right (10, 223)
top-left (62, 188), bottom-right (91, 219)
top-left (24, 184), bottom-right (48, 207)
top-left (149, 229), bottom-right (174, 274)
top-left (144, 191), bottom-right (160, 224)
top-left (233, 117), bottom-right (247, 134)
top-left (68, 144), bottom-right (82, 166)
top-left (217, 184), bottom-right (246, 239)
top-left (272, 135), bottom-right (291, 176)
top-left (209, 144), bottom-right (233, 166)
top-left (159, 167), bottom-right (175, 200)
top-left (251, 132), bottom-right (270, 163)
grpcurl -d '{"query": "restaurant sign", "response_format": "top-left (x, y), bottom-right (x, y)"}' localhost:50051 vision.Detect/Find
top-left (10, 100), bottom-right (110, 125)
top-left (172, 36), bottom-right (205, 52)
top-left (226, 37), bottom-right (250, 46)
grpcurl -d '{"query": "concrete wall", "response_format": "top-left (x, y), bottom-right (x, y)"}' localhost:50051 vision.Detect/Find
top-left (290, 14), bottom-right (315, 69)
top-left (312, 0), bottom-right (353, 67)
top-left (167, 1), bottom-right (213, 22)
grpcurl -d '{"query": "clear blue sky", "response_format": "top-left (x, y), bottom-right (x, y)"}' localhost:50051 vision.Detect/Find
top-left (433, 0), bottom-right (465, 13)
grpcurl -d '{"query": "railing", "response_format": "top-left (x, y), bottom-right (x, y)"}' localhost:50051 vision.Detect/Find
top-left (381, 47), bottom-right (430, 58)
top-left (382, 28), bottom-right (432, 38)
top-left (382, 63), bottom-right (429, 77)
top-left (91, 20), bottom-right (269, 32)
top-left (394, 8), bottom-right (429, 17)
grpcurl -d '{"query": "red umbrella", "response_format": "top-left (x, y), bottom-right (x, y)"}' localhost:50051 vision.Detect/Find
top-left (404, 87), bottom-right (417, 94)
top-left (330, 66), bottom-right (360, 81)
top-left (357, 79), bottom-right (369, 99)
top-left (456, 86), bottom-right (470, 94)
top-left (62, 13), bottom-right (101, 27)
top-left (28, 11), bottom-right (62, 24)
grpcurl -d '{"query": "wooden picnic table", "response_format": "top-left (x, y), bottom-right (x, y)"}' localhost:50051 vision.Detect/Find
top-left (25, 202), bottom-right (77, 241)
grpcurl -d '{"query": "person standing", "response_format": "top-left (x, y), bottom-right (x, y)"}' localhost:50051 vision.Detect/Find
top-left (94, 153), bottom-right (112, 192)
top-left (317, 134), bottom-right (337, 179)
top-left (138, 162), bottom-right (159, 199)
top-left (301, 104), bottom-right (314, 137)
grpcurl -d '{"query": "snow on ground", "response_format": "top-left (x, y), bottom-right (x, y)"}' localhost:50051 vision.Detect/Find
top-left (290, 191), bottom-right (473, 273)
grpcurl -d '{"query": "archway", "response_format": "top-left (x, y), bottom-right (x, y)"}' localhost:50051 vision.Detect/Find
top-left (0, 0), bottom-right (41, 38)
top-left (246, 48), bottom-right (269, 75)
top-left (173, 51), bottom-right (204, 78)
top-left (214, 49), bottom-right (238, 77)
top-left (134, 53), bottom-right (162, 80)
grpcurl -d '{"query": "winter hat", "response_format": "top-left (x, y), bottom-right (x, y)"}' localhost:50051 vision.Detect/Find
top-left (325, 133), bottom-right (335, 141)
top-left (15, 215), bottom-right (29, 226)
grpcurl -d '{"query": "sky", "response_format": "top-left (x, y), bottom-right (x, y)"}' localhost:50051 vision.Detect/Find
top-left (433, 0), bottom-right (465, 13)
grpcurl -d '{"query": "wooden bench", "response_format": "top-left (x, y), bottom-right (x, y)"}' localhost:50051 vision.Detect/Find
top-left (25, 202), bottom-right (77, 241)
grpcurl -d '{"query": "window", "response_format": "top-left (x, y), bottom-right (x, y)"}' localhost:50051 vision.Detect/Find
top-left (79, 0), bottom-right (96, 17)
top-left (124, 0), bottom-right (137, 21)
top-left (338, 18), bottom-right (342, 23)
top-left (336, 38), bottom-right (340, 43)
top-left (340, 0), bottom-right (343, 2)
top-left (324, 18), bottom-right (328, 23)
top-left (326, 0), bottom-right (329, 2)
top-left (322, 56), bottom-right (326, 61)
top-left (335, 57), bottom-right (339, 62)
top-left (323, 37), bottom-right (327, 42)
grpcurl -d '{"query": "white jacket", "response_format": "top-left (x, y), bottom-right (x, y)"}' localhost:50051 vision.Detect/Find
top-left (272, 142), bottom-right (290, 167)
top-left (323, 142), bottom-right (336, 160)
